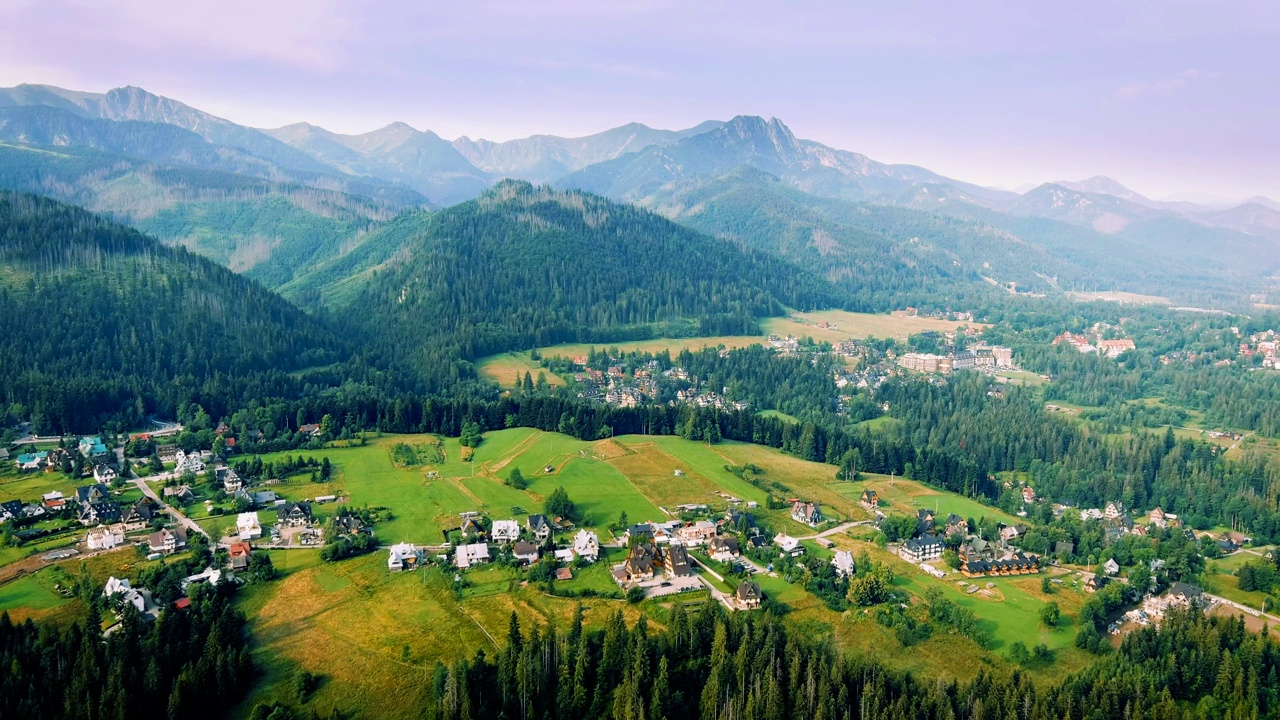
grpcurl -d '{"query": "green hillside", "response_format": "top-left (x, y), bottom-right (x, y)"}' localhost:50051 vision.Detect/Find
top-left (339, 181), bottom-right (850, 388)
top-left (0, 192), bottom-right (349, 433)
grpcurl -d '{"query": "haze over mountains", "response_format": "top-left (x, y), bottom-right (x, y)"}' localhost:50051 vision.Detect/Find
top-left (1, 82), bottom-right (1277, 307)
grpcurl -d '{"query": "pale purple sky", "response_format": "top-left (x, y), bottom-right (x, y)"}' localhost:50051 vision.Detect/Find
top-left (1, 0), bottom-right (1276, 201)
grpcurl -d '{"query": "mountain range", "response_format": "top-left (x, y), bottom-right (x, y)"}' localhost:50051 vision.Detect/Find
top-left (0, 82), bottom-right (1276, 306)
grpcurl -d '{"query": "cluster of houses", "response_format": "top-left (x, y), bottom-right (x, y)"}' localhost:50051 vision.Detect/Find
top-left (896, 345), bottom-right (1014, 374)
top-left (1053, 331), bottom-right (1136, 358)
top-left (1235, 329), bottom-right (1280, 368)
top-left (387, 513), bottom-right (601, 574)
top-left (15, 436), bottom-right (119, 483)
top-left (893, 508), bottom-right (1043, 579)
top-left (236, 500), bottom-right (314, 543)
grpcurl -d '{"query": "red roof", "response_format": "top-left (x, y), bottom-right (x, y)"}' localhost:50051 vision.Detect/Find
top-left (174, 597), bottom-right (191, 610)
top-left (229, 542), bottom-right (251, 558)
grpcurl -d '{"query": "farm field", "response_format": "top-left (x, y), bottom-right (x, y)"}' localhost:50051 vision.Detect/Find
top-left (849, 476), bottom-right (1024, 527)
top-left (762, 309), bottom-right (985, 343)
top-left (230, 551), bottom-right (646, 720)
top-left (475, 352), bottom-right (567, 387)
top-left (531, 334), bottom-right (764, 361)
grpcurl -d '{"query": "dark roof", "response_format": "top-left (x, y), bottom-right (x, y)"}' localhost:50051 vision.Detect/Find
top-left (904, 533), bottom-right (944, 552)
top-left (513, 541), bottom-right (539, 557)
top-left (1054, 540), bottom-right (1075, 554)
top-left (665, 545), bottom-right (692, 575)
top-left (528, 514), bottom-right (551, 531)
top-left (74, 484), bottom-right (111, 504)
top-left (280, 501), bottom-right (312, 519)
top-left (736, 582), bottom-right (762, 602)
top-left (1170, 582), bottom-right (1203, 599)
top-left (627, 523), bottom-right (654, 536)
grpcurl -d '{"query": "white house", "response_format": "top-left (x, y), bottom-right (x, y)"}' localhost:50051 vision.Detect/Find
top-left (180, 567), bottom-right (223, 591)
top-left (491, 520), bottom-right (520, 544)
top-left (387, 542), bottom-right (421, 572)
top-left (1103, 558), bottom-right (1120, 576)
top-left (832, 550), bottom-right (856, 578)
top-left (773, 533), bottom-right (802, 556)
top-left (455, 543), bottom-right (491, 569)
top-left (103, 576), bottom-right (148, 613)
top-left (237, 512), bottom-right (262, 540)
top-left (572, 530), bottom-right (600, 563)
top-left (86, 525), bottom-right (124, 550)
top-left (93, 464), bottom-right (117, 483)
top-left (174, 450), bottom-right (206, 474)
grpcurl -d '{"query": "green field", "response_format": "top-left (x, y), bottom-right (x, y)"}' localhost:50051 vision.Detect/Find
top-left (475, 352), bottom-right (567, 387)
top-left (221, 429), bottom-right (1059, 716)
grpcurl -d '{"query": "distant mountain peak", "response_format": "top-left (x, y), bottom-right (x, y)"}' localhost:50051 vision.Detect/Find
top-left (1055, 175), bottom-right (1148, 202)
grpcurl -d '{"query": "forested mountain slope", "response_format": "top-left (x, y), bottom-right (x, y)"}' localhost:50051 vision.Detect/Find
top-left (0, 127), bottom-right (426, 288)
top-left (0, 193), bottom-right (349, 433)
top-left (339, 181), bottom-right (849, 389)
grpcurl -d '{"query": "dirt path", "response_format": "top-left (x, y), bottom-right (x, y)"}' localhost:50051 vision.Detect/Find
top-left (486, 430), bottom-right (545, 474)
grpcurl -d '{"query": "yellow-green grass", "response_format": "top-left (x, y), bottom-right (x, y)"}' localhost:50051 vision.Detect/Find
top-left (0, 467), bottom-right (84, 504)
top-left (475, 352), bottom-right (567, 387)
top-left (1201, 572), bottom-right (1273, 612)
top-left (836, 538), bottom-right (1092, 675)
top-left (995, 370), bottom-right (1047, 386)
top-left (533, 335), bottom-right (765, 360)
top-left (0, 569), bottom-right (77, 623)
top-left (1065, 290), bottom-right (1170, 305)
top-left (757, 409), bottom-right (799, 424)
top-left (762, 309), bottom-right (986, 343)
top-left (231, 551), bottom-right (646, 720)
top-left (851, 476), bottom-right (1023, 527)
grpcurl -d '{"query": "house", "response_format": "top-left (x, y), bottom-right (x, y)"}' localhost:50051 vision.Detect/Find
top-left (163, 485), bottom-right (194, 504)
top-left (618, 542), bottom-right (659, 583)
top-left (1097, 338), bottom-right (1136, 358)
top-left (1000, 524), bottom-right (1027, 544)
top-left (1084, 575), bottom-right (1107, 593)
top-left (555, 567), bottom-right (573, 581)
top-left (79, 436), bottom-right (110, 459)
top-left (663, 544), bottom-right (692, 577)
top-left (960, 537), bottom-right (994, 562)
top-left (526, 514), bottom-right (552, 542)
top-left (572, 530), bottom-right (600, 563)
top-left (216, 468), bottom-right (244, 493)
top-left (148, 527), bottom-right (187, 555)
top-left (86, 525), bottom-right (125, 550)
top-left (1216, 537), bottom-right (1238, 554)
top-left (773, 533), bottom-right (803, 556)
top-left (79, 501), bottom-right (121, 526)
top-left (899, 534), bottom-right (945, 563)
top-left (1080, 508), bottom-right (1104, 522)
top-left (513, 541), bottom-right (540, 565)
top-left (180, 567), bottom-right (223, 592)
top-left (626, 523), bottom-right (655, 544)
top-left (1021, 486), bottom-right (1037, 503)
top-left (832, 550), bottom-right (855, 578)
top-left (1104, 501), bottom-right (1126, 519)
top-left (387, 542), bottom-right (422, 571)
top-left (16, 451), bottom-right (48, 472)
top-left (916, 508), bottom-right (936, 534)
top-left (1168, 582), bottom-right (1205, 608)
top-left (1054, 540), bottom-right (1075, 556)
top-left (709, 536), bottom-right (740, 562)
top-left (1102, 558), bottom-right (1120, 575)
top-left (961, 552), bottom-right (1040, 578)
top-left (491, 520), bottom-right (520, 544)
top-left (0, 500), bottom-right (24, 524)
top-left (459, 516), bottom-right (485, 539)
top-left (41, 491), bottom-right (65, 509)
top-left (237, 512), bottom-right (262, 540)
top-left (455, 543), bottom-right (491, 569)
top-left (120, 499), bottom-right (157, 531)
top-left (859, 489), bottom-right (879, 510)
top-left (93, 464), bottom-right (117, 483)
top-left (1148, 507), bottom-right (1180, 529)
top-left (228, 541), bottom-right (252, 571)
top-left (676, 520), bottom-right (718, 546)
top-left (334, 514), bottom-right (370, 537)
top-left (174, 450), bottom-right (205, 474)
top-left (103, 577), bottom-right (148, 613)
top-left (791, 501), bottom-right (823, 527)
top-left (277, 502), bottom-right (312, 527)
top-left (734, 581), bottom-right (763, 610)
top-left (298, 423), bottom-right (322, 437)
top-left (944, 514), bottom-right (968, 536)
top-left (74, 483), bottom-right (112, 505)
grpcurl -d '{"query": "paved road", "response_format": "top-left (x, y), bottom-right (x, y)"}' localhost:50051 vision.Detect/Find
top-left (132, 477), bottom-right (209, 539)
top-left (797, 520), bottom-right (869, 541)
top-left (1206, 592), bottom-right (1280, 624)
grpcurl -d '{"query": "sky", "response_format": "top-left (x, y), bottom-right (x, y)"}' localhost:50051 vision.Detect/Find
top-left (0, 0), bottom-right (1276, 202)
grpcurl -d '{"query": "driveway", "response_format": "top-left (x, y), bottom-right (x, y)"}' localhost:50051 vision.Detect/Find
top-left (642, 576), bottom-right (704, 598)
top-left (131, 477), bottom-right (208, 539)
